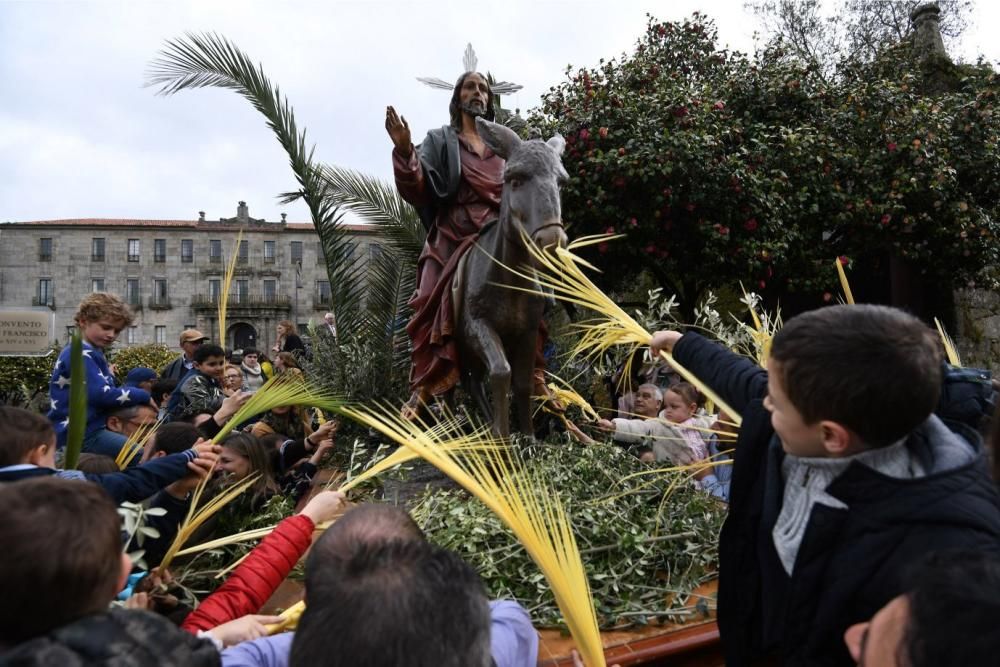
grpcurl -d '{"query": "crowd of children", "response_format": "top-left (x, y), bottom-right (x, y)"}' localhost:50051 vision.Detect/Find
top-left (2, 290), bottom-right (1000, 666)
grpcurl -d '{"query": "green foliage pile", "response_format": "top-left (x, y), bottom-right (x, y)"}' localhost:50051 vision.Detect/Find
top-left (0, 347), bottom-right (58, 406)
top-left (413, 440), bottom-right (724, 629)
top-left (109, 344), bottom-right (178, 382)
top-left (528, 14), bottom-right (1000, 303)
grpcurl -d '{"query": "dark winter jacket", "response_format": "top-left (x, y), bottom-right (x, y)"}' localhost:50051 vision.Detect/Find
top-left (672, 332), bottom-right (1000, 667)
top-left (0, 607), bottom-right (219, 666)
top-left (47, 342), bottom-right (151, 449)
top-left (0, 448), bottom-right (198, 505)
top-left (170, 371), bottom-right (224, 422)
top-left (161, 355), bottom-right (195, 383)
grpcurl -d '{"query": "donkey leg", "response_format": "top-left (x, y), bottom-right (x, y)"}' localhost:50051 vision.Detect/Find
top-left (510, 332), bottom-right (539, 436)
top-left (460, 367), bottom-right (493, 426)
top-left (463, 322), bottom-right (511, 437)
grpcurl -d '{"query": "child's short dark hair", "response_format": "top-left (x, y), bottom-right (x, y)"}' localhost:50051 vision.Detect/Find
top-left (151, 377), bottom-right (178, 404)
top-left (243, 347), bottom-right (259, 357)
top-left (0, 406), bottom-right (54, 467)
top-left (74, 292), bottom-right (134, 328)
top-left (0, 478), bottom-right (122, 643)
top-left (76, 453), bottom-right (120, 474)
top-left (194, 343), bottom-right (225, 364)
top-left (770, 304), bottom-right (943, 447)
top-left (150, 422), bottom-right (201, 456)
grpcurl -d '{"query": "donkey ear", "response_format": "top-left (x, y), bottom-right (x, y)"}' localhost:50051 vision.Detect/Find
top-left (546, 134), bottom-right (566, 156)
top-left (476, 117), bottom-right (521, 160)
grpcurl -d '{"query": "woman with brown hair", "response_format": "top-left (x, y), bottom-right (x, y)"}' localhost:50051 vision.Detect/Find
top-left (271, 320), bottom-right (306, 357)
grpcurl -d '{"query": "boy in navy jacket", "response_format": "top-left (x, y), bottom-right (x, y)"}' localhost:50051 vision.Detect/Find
top-left (650, 304), bottom-right (1000, 666)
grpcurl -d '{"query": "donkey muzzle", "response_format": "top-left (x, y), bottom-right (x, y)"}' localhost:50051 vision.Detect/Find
top-left (532, 221), bottom-right (568, 250)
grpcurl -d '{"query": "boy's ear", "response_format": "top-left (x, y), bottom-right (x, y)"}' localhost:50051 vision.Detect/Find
top-left (25, 443), bottom-right (50, 466)
top-left (819, 420), bottom-right (857, 457)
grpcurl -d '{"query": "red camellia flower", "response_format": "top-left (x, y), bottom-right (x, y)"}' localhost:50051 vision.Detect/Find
top-left (719, 226), bottom-right (730, 236)
top-left (743, 218), bottom-right (758, 231)
top-left (759, 280), bottom-right (767, 289)
top-left (645, 244), bottom-right (657, 254)
top-left (629, 218), bottom-right (638, 228)
top-left (673, 106), bottom-right (688, 117)
top-left (713, 100), bottom-right (725, 111)
top-left (599, 127), bottom-right (608, 139)
top-left (605, 226), bottom-right (615, 235)
top-left (685, 202), bottom-right (696, 212)
top-left (838, 255), bottom-right (850, 266)
top-left (887, 142), bottom-right (897, 152)
top-left (579, 128), bottom-right (590, 141)
top-left (881, 214), bottom-right (891, 225)
top-left (598, 242), bottom-right (609, 254)
top-left (823, 292), bottom-right (833, 302)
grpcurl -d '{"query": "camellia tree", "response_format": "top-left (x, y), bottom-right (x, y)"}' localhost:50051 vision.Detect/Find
top-left (527, 14), bottom-right (1000, 308)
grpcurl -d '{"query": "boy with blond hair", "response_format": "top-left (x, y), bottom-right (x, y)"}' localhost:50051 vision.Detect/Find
top-left (47, 292), bottom-right (153, 456)
top-left (650, 304), bottom-right (1000, 666)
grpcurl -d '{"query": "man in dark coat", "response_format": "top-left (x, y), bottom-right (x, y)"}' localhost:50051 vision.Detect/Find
top-left (650, 305), bottom-right (1000, 666)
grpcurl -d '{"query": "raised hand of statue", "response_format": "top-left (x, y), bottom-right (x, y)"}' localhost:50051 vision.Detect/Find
top-left (385, 106), bottom-right (412, 158)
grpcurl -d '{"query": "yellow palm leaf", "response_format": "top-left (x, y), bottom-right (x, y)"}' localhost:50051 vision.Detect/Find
top-left (211, 375), bottom-right (343, 444)
top-left (934, 317), bottom-right (962, 367)
top-left (835, 257), bottom-right (855, 305)
top-left (341, 404), bottom-right (607, 667)
top-left (485, 232), bottom-right (742, 427)
top-left (218, 229), bottom-right (244, 343)
top-left (114, 419), bottom-right (163, 470)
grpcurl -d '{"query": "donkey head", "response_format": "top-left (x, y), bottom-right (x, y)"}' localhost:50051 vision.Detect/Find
top-left (476, 117), bottom-right (569, 252)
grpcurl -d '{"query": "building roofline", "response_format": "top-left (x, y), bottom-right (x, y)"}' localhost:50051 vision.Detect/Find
top-left (1, 218), bottom-right (374, 234)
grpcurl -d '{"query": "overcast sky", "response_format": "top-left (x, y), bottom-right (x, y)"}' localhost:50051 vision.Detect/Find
top-left (1, 0), bottom-right (997, 224)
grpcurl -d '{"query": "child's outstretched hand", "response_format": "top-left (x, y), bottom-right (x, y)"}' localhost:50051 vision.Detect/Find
top-left (308, 438), bottom-right (335, 466)
top-left (208, 614), bottom-right (284, 647)
top-left (299, 490), bottom-right (346, 525)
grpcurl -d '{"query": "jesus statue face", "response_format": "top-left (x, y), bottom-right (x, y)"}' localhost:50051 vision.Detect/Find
top-left (458, 73), bottom-right (490, 118)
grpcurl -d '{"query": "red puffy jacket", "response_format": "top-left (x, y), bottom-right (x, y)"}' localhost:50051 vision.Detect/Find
top-left (181, 514), bottom-right (314, 633)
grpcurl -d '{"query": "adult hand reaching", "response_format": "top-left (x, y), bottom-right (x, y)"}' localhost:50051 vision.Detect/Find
top-left (385, 106), bottom-right (412, 158)
top-left (299, 490), bottom-right (346, 525)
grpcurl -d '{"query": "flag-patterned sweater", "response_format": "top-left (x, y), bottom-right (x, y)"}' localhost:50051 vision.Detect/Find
top-left (47, 341), bottom-right (152, 448)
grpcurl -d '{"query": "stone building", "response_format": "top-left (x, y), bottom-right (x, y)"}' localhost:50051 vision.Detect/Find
top-left (0, 202), bottom-right (376, 353)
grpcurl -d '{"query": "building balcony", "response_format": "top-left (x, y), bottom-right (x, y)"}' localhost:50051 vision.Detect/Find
top-left (125, 299), bottom-right (143, 311)
top-left (32, 297), bottom-right (55, 310)
top-left (190, 292), bottom-right (292, 312)
top-left (148, 297), bottom-right (173, 310)
top-left (38, 253), bottom-right (52, 262)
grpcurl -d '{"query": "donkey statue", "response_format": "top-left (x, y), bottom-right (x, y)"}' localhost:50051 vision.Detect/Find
top-left (453, 117), bottom-right (568, 437)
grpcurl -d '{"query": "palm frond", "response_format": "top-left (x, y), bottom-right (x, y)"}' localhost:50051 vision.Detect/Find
top-left (360, 245), bottom-right (415, 371)
top-left (489, 232), bottom-right (742, 426)
top-left (63, 334), bottom-right (87, 470)
top-left (147, 32), bottom-right (363, 333)
top-left (319, 165), bottom-right (425, 263)
top-left (835, 257), bottom-right (855, 305)
top-left (218, 230), bottom-right (243, 342)
top-left (115, 419), bottom-right (163, 470)
top-left (934, 317), bottom-right (962, 366)
top-left (340, 404), bottom-right (607, 667)
top-left (158, 472), bottom-right (262, 569)
top-left (211, 375), bottom-right (344, 444)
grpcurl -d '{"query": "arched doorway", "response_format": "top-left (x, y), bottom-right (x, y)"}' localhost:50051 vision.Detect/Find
top-left (229, 322), bottom-right (257, 352)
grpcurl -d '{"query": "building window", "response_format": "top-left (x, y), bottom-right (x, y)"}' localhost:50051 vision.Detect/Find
top-left (127, 327), bottom-right (137, 345)
top-left (316, 280), bottom-right (331, 304)
top-left (92, 238), bottom-right (105, 262)
top-left (263, 240), bottom-right (275, 264)
top-left (181, 239), bottom-right (193, 263)
top-left (153, 279), bottom-right (169, 305)
top-left (290, 241), bottom-right (303, 264)
top-left (155, 326), bottom-right (166, 344)
top-left (209, 239), bottom-right (222, 264)
top-left (235, 279), bottom-right (249, 304)
top-left (127, 239), bottom-right (141, 262)
top-left (238, 240), bottom-right (249, 264)
top-left (125, 279), bottom-right (140, 306)
top-left (184, 323), bottom-right (195, 331)
top-left (91, 278), bottom-right (105, 292)
top-left (209, 279), bottom-right (221, 302)
top-left (316, 242), bottom-right (325, 266)
top-left (345, 242), bottom-right (356, 260)
top-left (369, 244), bottom-right (384, 260)
top-left (154, 239), bottom-right (166, 263)
top-left (39, 238), bottom-right (52, 262)
top-left (36, 279), bottom-right (53, 306)
top-left (263, 279), bottom-right (277, 302)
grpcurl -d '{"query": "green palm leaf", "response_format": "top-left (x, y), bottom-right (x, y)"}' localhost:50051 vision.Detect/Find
top-left (63, 334), bottom-right (87, 470)
top-left (146, 32), bottom-right (365, 333)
